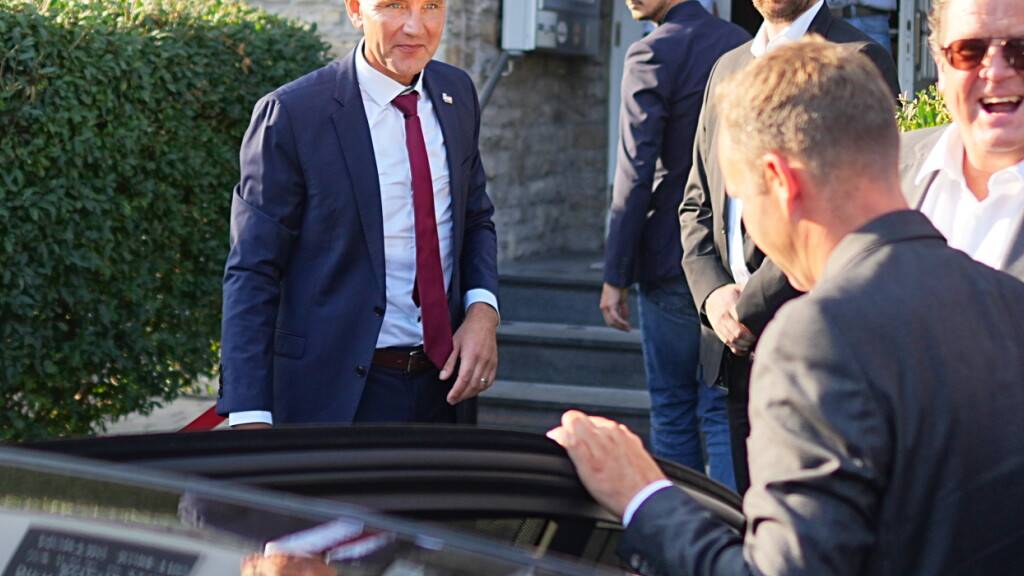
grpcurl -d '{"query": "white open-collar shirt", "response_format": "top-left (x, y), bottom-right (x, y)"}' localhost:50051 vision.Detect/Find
top-left (230, 43), bottom-right (497, 426)
top-left (917, 125), bottom-right (1024, 270)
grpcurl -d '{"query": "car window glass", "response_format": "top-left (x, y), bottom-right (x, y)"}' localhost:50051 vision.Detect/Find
top-left (0, 450), bottom-right (615, 576)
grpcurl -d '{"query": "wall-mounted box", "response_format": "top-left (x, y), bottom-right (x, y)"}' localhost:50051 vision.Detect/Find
top-left (502, 0), bottom-right (601, 57)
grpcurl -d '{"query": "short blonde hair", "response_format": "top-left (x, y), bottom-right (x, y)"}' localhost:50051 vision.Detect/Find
top-left (929, 0), bottom-right (949, 53)
top-left (715, 37), bottom-right (898, 189)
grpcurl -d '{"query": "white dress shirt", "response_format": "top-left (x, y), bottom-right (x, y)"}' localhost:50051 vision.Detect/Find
top-left (230, 44), bottom-right (498, 426)
top-left (726, 0), bottom-right (825, 286)
top-left (917, 125), bottom-right (1024, 270)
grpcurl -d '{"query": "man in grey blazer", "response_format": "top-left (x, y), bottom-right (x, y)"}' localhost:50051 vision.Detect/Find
top-left (900, 0), bottom-right (1024, 281)
top-left (549, 40), bottom-right (1024, 576)
top-left (679, 0), bottom-right (899, 492)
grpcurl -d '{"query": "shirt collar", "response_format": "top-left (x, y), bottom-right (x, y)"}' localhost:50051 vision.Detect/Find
top-left (354, 39), bottom-right (426, 110)
top-left (916, 124), bottom-right (1024, 188)
top-left (750, 0), bottom-right (824, 58)
top-left (916, 124), bottom-right (964, 186)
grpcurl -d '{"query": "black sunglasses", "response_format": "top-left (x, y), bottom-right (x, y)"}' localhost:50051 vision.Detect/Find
top-left (941, 37), bottom-right (1024, 71)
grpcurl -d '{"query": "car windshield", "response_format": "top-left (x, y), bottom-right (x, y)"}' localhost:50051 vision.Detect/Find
top-left (0, 447), bottom-right (619, 576)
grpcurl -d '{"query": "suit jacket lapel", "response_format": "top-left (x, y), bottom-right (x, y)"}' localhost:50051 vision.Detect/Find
top-left (1003, 220), bottom-right (1024, 279)
top-left (907, 171), bottom-right (938, 209)
top-left (423, 65), bottom-right (465, 278)
top-left (331, 52), bottom-right (386, 294)
top-left (900, 127), bottom-right (946, 209)
top-left (806, 2), bottom-right (834, 36)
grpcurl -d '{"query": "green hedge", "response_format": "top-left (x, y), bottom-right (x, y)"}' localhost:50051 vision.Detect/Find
top-left (897, 84), bottom-right (952, 132)
top-left (0, 0), bottom-right (330, 440)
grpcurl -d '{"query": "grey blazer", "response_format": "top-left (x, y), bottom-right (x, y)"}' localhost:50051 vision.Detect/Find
top-left (620, 210), bottom-right (1024, 576)
top-left (900, 125), bottom-right (1024, 281)
top-left (679, 3), bottom-right (901, 387)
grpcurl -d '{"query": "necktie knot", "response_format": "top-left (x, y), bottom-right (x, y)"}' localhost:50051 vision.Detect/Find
top-left (392, 92), bottom-right (419, 118)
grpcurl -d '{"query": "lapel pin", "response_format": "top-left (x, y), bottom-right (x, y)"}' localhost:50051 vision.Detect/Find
top-left (442, 92), bottom-right (454, 105)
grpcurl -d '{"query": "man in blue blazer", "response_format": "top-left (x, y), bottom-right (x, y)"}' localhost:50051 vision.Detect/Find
top-left (600, 0), bottom-right (749, 487)
top-left (217, 0), bottom-right (499, 428)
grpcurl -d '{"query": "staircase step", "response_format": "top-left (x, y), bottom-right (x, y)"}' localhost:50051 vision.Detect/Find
top-left (500, 253), bottom-right (634, 326)
top-left (497, 321), bottom-right (645, 389)
top-left (483, 380), bottom-right (650, 411)
top-left (478, 380), bottom-right (652, 440)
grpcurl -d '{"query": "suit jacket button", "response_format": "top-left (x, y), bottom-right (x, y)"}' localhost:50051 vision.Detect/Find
top-left (356, 366), bottom-right (367, 377)
top-left (374, 306), bottom-right (384, 317)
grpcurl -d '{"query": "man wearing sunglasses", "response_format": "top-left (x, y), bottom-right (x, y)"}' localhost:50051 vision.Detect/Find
top-left (901, 0), bottom-right (1024, 281)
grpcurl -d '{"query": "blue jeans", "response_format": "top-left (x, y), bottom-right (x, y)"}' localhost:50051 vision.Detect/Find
top-left (846, 14), bottom-right (892, 54)
top-left (638, 278), bottom-right (735, 490)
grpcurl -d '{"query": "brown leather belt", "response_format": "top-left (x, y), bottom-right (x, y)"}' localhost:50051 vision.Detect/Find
top-left (832, 4), bottom-right (889, 18)
top-left (372, 346), bottom-right (436, 374)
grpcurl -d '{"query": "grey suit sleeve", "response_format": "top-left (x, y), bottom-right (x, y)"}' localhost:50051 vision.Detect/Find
top-left (744, 302), bottom-right (893, 575)
top-left (679, 62), bottom-right (733, 314)
top-left (620, 302), bottom-right (892, 576)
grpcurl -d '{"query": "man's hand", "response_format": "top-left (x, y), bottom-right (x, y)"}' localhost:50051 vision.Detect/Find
top-left (705, 284), bottom-right (756, 356)
top-left (241, 554), bottom-right (333, 576)
top-left (547, 410), bottom-right (667, 519)
top-left (232, 423), bottom-right (272, 430)
top-left (599, 283), bottom-right (632, 332)
top-left (441, 302), bottom-right (499, 405)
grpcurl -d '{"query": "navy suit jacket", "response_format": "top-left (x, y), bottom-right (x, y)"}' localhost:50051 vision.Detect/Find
top-left (217, 51), bottom-right (498, 423)
top-left (604, 2), bottom-right (750, 287)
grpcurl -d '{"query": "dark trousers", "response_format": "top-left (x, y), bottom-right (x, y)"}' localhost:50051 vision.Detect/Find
top-left (353, 365), bottom-right (456, 424)
top-left (723, 354), bottom-right (753, 495)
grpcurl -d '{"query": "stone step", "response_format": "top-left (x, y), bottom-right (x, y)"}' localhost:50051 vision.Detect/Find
top-left (497, 321), bottom-right (645, 389)
top-left (499, 253), bottom-right (634, 326)
top-left (478, 380), bottom-right (651, 441)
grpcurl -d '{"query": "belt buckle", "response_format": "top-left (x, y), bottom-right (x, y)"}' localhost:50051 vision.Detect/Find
top-left (406, 349), bottom-right (424, 373)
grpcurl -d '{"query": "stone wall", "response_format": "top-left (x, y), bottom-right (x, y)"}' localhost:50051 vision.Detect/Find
top-left (247, 0), bottom-right (612, 262)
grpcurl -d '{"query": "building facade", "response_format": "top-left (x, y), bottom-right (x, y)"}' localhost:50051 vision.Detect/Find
top-left (248, 0), bottom-right (614, 263)
top-left (247, 0), bottom-right (934, 264)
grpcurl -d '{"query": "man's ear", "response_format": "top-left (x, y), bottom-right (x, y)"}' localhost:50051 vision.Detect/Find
top-left (344, 0), bottom-right (364, 30)
top-left (761, 152), bottom-right (802, 217)
top-left (935, 61), bottom-right (946, 93)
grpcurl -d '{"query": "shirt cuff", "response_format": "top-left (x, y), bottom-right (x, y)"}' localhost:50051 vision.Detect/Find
top-left (464, 288), bottom-right (500, 322)
top-left (622, 479), bottom-right (675, 527)
top-left (228, 410), bottom-right (273, 427)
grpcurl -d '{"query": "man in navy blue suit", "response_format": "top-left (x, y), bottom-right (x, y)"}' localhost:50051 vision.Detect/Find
top-left (599, 0), bottom-right (749, 487)
top-left (218, 0), bottom-right (499, 429)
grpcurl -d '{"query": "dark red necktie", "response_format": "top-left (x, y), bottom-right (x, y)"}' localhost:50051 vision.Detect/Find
top-left (391, 92), bottom-right (453, 369)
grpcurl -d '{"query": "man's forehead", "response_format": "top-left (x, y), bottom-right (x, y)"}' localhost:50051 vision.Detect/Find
top-left (943, 0), bottom-right (1024, 40)
top-left (366, 0), bottom-right (445, 7)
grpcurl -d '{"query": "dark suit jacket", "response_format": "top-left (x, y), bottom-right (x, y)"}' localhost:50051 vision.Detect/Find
top-left (900, 125), bottom-right (1024, 281)
top-left (217, 51), bottom-right (498, 423)
top-left (679, 4), bottom-right (900, 386)
top-left (620, 210), bottom-right (1024, 575)
top-left (604, 2), bottom-right (749, 287)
